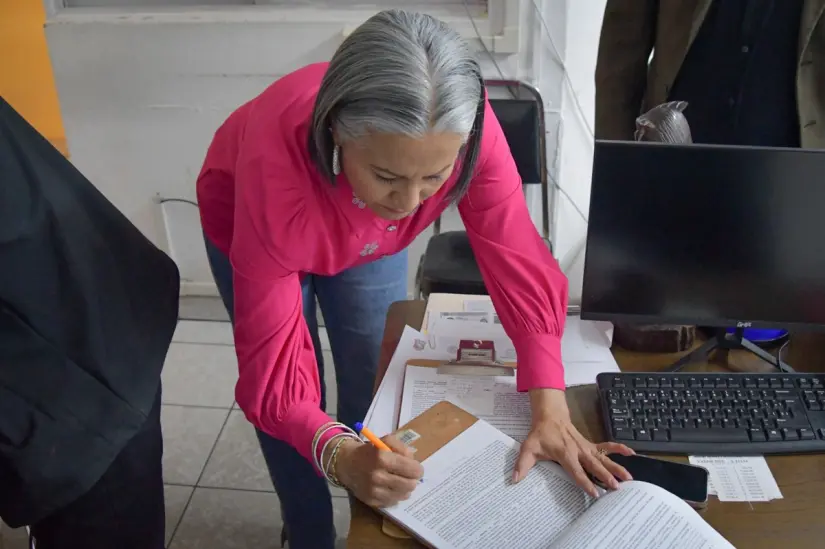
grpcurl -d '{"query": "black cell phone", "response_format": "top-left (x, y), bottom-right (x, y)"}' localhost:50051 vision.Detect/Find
top-left (598, 454), bottom-right (710, 508)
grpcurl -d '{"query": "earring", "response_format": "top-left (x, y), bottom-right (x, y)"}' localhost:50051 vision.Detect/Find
top-left (332, 144), bottom-right (341, 176)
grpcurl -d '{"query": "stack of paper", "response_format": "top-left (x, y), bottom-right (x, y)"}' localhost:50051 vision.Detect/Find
top-left (364, 294), bottom-right (622, 439)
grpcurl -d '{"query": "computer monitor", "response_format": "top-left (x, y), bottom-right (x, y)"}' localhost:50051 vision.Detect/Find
top-left (581, 140), bottom-right (825, 371)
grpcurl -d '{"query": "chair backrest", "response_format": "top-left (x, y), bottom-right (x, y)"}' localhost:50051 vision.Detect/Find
top-left (489, 98), bottom-right (543, 184)
top-left (430, 80), bottom-right (552, 246)
top-left (485, 80), bottom-right (552, 245)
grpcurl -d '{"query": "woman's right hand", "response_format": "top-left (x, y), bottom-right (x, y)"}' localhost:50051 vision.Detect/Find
top-left (333, 435), bottom-right (424, 507)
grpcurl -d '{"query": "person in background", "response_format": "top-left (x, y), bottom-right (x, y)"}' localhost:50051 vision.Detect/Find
top-left (198, 9), bottom-right (634, 549)
top-left (0, 98), bottom-right (180, 548)
top-left (595, 0), bottom-right (823, 148)
top-left (595, 0), bottom-right (824, 344)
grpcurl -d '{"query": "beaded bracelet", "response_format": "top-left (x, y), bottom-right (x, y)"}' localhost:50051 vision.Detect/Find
top-left (318, 430), bottom-right (355, 473)
top-left (323, 433), bottom-right (352, 474)
top-left (324, 433), bottom-right (361, 488)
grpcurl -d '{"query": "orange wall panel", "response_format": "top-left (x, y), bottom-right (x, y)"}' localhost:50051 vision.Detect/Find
top-left (0, 0), bottom-right (67, 155)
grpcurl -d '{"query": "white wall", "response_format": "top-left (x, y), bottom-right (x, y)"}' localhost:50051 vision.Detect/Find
top-left (555, 0), bottom-right (607, 305)
top-left (45, 0), bottom-right (603, 303)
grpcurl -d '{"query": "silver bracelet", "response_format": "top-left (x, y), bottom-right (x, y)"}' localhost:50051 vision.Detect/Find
top-left (312, 422), bottom-right (357, 474)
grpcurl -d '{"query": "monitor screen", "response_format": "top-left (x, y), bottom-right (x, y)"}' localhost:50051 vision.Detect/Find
top-left (581, 140), bottom-right (825, 331)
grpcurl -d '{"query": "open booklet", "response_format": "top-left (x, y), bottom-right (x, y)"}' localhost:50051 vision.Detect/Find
top-left (383, 403), bottom-right (734, 549)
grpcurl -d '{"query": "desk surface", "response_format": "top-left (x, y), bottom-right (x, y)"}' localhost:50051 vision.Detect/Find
top-left (347, 300), bottom-right (825, 548)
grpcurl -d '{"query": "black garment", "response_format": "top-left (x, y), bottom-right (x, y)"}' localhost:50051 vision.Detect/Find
top-left (669, 0), bottom-right (803, 147)
top-left (0, 97), bottom-right (180, 527)
top-left (30, 389), bottom-right (165, 549)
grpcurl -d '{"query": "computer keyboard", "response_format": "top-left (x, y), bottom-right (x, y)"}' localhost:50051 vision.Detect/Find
top-left (597, 372), bottom-right (825, 455)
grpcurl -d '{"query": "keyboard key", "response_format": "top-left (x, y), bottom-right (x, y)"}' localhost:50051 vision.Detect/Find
top-left (614, 427), bottom-right (633, 440)
top-left (775, 418), bottom-right (811, 430)
top-left (799, 428), bottom-right (815, 440)
top-left (635, 429), bottom-right (652, 441)
top-left (781, 428), bottom-right (799, 440)
top-left (766, 429), bottom-right (782, 442)
top-left (651, 428), bottom-right (669, 441)
top-left (748, 428), bottom-right (767, 442)
top-left (669, 428), bottom-right (750, 443)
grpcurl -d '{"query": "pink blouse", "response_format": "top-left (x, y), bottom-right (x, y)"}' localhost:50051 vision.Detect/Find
top-left (197, 62), bottom-right (569, 470)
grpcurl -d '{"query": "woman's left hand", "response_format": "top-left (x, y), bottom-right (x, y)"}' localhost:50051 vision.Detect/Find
top-left (513, 388), bottom-right (635, 497)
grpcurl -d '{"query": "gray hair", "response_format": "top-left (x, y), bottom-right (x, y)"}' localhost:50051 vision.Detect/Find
top-left (308, 9), bottom-right (485, 201)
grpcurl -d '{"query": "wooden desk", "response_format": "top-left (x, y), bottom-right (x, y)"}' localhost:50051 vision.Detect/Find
top-left (348, 300), bottom-right (825, 548)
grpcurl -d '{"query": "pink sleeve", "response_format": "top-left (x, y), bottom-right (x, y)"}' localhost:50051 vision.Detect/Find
top-left (458, 100), bottom-right (569, 392)
top-left (229, 154), bottom-right (340, 472)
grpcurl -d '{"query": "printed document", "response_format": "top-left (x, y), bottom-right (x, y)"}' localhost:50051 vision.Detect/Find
top-left (689, 456), bottom-right (783, 502)
top-left (385, 420), bottom-right (735, 549)
top-left (363, 326), bottom-right (453, 437)
top-left (399, 365), bottom-right (531, 442)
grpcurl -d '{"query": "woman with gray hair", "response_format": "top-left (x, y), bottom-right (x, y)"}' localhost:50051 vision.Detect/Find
top-left (197, 9), bottom-right (633, 548)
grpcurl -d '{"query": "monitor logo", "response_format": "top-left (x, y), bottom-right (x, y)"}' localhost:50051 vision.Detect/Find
top-left (736, 321), bottom-right (753, 328)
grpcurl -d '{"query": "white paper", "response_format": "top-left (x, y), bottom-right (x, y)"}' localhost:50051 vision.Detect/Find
top-left (422, 318), bottom-right (620, 389)
top-left (463, 299), bottom-right (494, 313)
top-left (385, 420), bottom-right (733, 549)
top-left (562, 317), bottom-right (616, 362)
top-left (553, 481), bottom-right (735, 549)
top-left (437, 311), bottom-right (493, 323)
top-left (399, 365), bottom-right (531, 442)
top-left (363, 326), bottom-right (453, 438)
top-left (385, 420), bottom-right (594, 549)
top-left (689, 456), bottom-right (783, 502)
top-left (427, 317), bottom-right (616, 365)
top-left (421, 293), bottom-right (492, 332)
top-left (418, 328), bottom-right (518, 362)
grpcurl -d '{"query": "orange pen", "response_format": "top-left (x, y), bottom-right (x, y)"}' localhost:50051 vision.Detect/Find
top-left (354, 422), bottom-right (392, 451)
top-left (355, 422), bottom-right (424, 482)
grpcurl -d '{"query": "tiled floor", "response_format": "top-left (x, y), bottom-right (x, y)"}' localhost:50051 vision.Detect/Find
top-left (1, 318), bottom-right (349, 549)
top-left (162, 319), bottom-right (349, 548)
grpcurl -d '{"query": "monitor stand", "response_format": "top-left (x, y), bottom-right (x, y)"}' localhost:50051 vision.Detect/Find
top-left (664, 327), bottom-right (794, 373)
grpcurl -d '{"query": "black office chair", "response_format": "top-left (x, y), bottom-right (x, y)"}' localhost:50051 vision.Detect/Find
top-left (415, 80), bottom-right (553, 298)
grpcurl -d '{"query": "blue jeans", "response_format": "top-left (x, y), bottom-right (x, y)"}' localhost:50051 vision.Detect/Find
top-left (204, 236), bottom-right (407, 549)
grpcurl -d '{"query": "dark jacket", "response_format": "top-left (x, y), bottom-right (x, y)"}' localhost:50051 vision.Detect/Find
top-left (0, 98), bottom-right (180, 527)
top-left (594, 0), bottom-right (825, 148)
